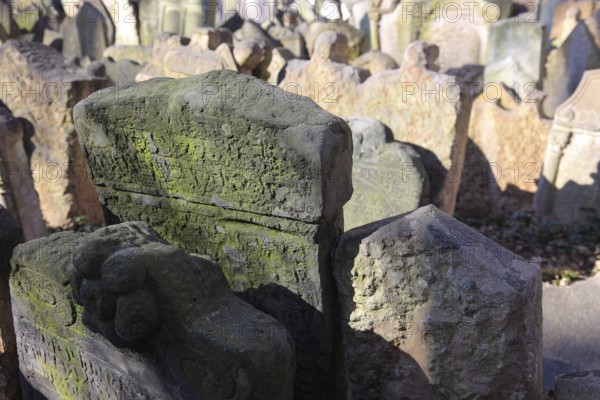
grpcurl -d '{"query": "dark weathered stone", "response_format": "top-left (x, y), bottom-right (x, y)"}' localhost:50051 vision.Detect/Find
top-left (333, 205), bottom-right (543, 399)
top-left (11, 222), bottom-right (295, 399)
top-left (554, 369), bottom-right (600, 400)
top-left (0, 205), bottom-right (21, 400)
top-left (74, 70), bottom-right (352, 399)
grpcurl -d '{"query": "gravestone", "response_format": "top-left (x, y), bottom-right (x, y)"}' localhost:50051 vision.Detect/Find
top-left (0, 205), bottom-right (21, 400)
top-left (0, 40), bottom-right (105, 229)
top-left (542, 275), bottom-right (600, 390)
top-left (543, 17), bottom-right (600, 117)
top-left (343, 116), bottom-right (429, 230)
top-left (156, 0), bottom-right (217, 38)
top-left (136, 29), bottom-right (264, 81)
top-left (550, 1), bottom-right (600, 49)
top-left (351, 50), bottom-right (399, 75)
top-left (74, 70), bottom-right (352, 400)
top-left (10, 222), bottom-right (295, 399)
top-left (534, 69), bottom-right (600, 222)
top-left (267, 47), bottom-right (294, 84)
top-left (279, 31), bottom-right (367, 117)
top-left (554, 370), bottom-right (600, 399)
top-left (101, 57), bottom-right (144, 85)
top-left (0, 104), bottom-right (46, 240)
top-left (62, 0), bottom-right (116, 61)
top-left (457, 86), bottom-right (552, 216)
top-left (282, 39), bottom-right (471, 214)
top-left (304, 21), bottom-right (368, 60)
top-left (333, 205), bottom-right (543, 399)
top-left (484, 18), bottom-right (545, 98)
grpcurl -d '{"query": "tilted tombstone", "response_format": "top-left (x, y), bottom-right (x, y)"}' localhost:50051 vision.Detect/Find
top-left (0, 105), bottom-right (46, 240)
top-left (543, 15), bottom-right (600, 117)
top-left (457, 86), bottom-right (552, 216)
top-left (343, 116), bottom-right (429, 230)
top-left (0, 205), bottom-right (21, 400)
top-left (157, 0), bottom-right (217, 38)
top-left (484, 18), bottom-right (545, 99)
top-left (0, 40), bottom-right (105, 229)
top-left (534, 69), bottom-right (600, 223)
top-left (10, 222), bottom-right (295, 399)
top-left (333, 205), bottom-right (542, 399)
top-left (303, 21), bottom-right (368, 61)
top-left (74, 70), bottom-right (353, 399)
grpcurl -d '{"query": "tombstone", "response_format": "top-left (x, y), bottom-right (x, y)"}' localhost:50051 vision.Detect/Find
top-left (62, 0), bottom-right (116, 61)
top-left (378, 0), bottom-right (421, 65)
top-left (351, 50), bottom-right (399, 74)
top-left (456, 86), bottom-right (552, 216)
top-left (103, 44), bottom-right (153, 65)
top-left (10, 222), bottom-right (295, 399)
top-left (0, 40), bottom-right (106, 229)
top-left (333, 205), bottom-right (543, 399)
top-left (279, 31), bottom-right (367, 117)
top-left (0, 205), bottom-right (21, 400)
top-left (550, 1), bottom-right (600, 46)
top-left (542, 15), bottom-right (600, 117)
top-left (0, 105), bottom-right (46, 240)
top-left (554, 370), bottom-right (600, 399)
top-left (232, 21), bottom-right (278, 80)
top-left (282, 39), bottom-right (470, 214)
top-left (267, 23), bottom-right (307, 58)
top-left (343, 116), bottom-right (429, 230)
top-left (139, 0), bottom-right (160, 45)
top-left (102, 57), bottom-right (144, 85)
top-left (304, 21), bottom-right (368, 60)
top-left (0, 2), bottom-right (19, 43)
top-left (157, 0), bottom-right (217, 38)
top-left (135, 29), bottom-right (238, 81)
top-left (102, 0), bottom-right (141, 45)
top-left (267, 47), bottom-right (294, 84)
top-left (542, 275), bottom-right (600, 390)
top-left (484, 18), bottom-right (545, 98)
top-left (534, 69), bottom-right (600, 222)
top-left (74, 70), bottom-right (352, 400)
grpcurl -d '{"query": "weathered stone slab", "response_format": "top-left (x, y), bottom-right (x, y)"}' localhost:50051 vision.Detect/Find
top-left (484, 18), bottom-right (545, 98)
top-left (457, 87), bottom-right (552, 216)
top-left (351, 50), bottom-right (399, 75)
top-left (74, 70), bottom-right (352, 400)
top-left (102, 57), bottom-right (144, 85)
top-left (333, 205), bottom-right (543, 399)
top-left (343, 116), bottom-right (429, 230)
top-left (156, 0), bottom-right (217, 38)
top-left (0, 40), bottom-right (105, 229)
top-left (542, 275), bottom-right (600, 390)
top-left (10, 222), bottom-right (294, 399)
top-left (0, 104), bottom-right (46, 240)
top-left (554, 369), bottom-right (600, 399)
top-left (0, 205), bottom-right (21, 400)
top-left (304, 20), bottom-right (368, 60)
top-left (543, 17), bottom-right (600, 117)
top-left (62, 0), bottom-right (116, 62)
top-left (534, 69), bottom-right (600, 222)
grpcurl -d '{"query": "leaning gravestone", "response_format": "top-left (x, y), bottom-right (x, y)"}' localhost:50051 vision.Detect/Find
top-left (0, 205), bottom-right (21, 400)
top-left (543, 17), bottom-right (600, 117)
top-left (343, 116), bottom-right (429, 230)
top-left (333, 205), bottom-right (543, 399)
top-left (74, 70), bottom-right (352, 400)
top-left (10, 222), bottom-right (294, 399)
top-left (484, 19), bottom-right (545, 99)
top-left (534, 69), bottom-right (600, 223)
top-left (0, 40), bottom-right (105, 229)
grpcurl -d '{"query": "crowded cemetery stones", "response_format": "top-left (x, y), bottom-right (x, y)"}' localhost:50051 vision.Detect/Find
top-left (0, 1), bottom-right (599, 399)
